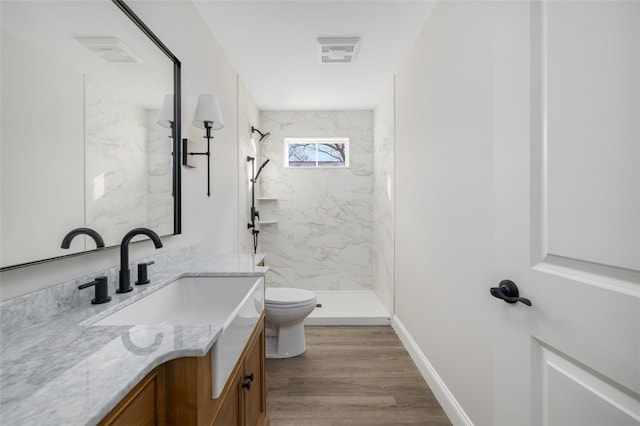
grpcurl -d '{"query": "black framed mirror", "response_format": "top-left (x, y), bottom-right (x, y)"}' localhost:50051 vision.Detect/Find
top-left (0, 0), bottom-right (181, 270)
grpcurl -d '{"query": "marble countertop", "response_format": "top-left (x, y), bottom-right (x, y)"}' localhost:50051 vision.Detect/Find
top-left (0, 252), bottom-right (267, 425)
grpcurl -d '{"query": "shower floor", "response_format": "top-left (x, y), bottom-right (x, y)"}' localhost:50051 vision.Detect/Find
top-left (305, 290), bottom-right (391, 326)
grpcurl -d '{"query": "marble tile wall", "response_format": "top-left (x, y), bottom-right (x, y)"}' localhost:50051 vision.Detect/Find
top-left (85, 77), bottom-right (149, 246)
top-left (85, 78), bottom-right (173, 245)
top-left (258, 111), bottom-right (374, 291)
top-left (373, 82), bottom-right (395, 314)
top-left (145, 110), bottom-right (174, 235)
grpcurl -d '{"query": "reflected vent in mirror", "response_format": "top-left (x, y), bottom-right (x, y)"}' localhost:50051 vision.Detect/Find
top-left (73, 36), bottom-right (142, 63)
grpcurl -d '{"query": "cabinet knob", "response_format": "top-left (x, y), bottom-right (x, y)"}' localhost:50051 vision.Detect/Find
top-left (242, 380), bottom-right (252, 390)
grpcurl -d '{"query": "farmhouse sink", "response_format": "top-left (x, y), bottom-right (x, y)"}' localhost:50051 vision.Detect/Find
top-left (93, 275), bottom-right (265, 397)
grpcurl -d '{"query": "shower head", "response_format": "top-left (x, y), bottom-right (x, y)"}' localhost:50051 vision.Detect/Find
top-left (253, 158), bottom-right (270, 181)
top-left (251, 126), bottom-right (271, 143)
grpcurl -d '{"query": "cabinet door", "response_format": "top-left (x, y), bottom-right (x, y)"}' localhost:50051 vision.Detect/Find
top-left (213, 366), bottom-right (244, 426)
top-left (100, 367), bottom-right (163, 426)
top-left (243, 326), bottom-right (266, 426)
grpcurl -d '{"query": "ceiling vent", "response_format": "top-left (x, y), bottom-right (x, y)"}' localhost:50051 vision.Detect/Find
top-left (73, 36), bottom-right (142, 63)
top-left (317, 37), bottom-right (361, 64)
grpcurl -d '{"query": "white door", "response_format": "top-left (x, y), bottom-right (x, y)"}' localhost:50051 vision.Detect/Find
top-left (493, 1), bottom-right (640, 425)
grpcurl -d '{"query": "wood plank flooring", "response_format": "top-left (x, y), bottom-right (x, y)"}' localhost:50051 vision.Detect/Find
top-left (266, 326), bottom-right (451, 426)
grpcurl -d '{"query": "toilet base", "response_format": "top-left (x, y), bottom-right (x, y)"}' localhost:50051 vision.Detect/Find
top-left (265, 321), bottom-right (307, 359)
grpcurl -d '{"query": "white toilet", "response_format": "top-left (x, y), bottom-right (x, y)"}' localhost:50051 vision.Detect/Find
top-left (265, 288), bottom-right (316, 359)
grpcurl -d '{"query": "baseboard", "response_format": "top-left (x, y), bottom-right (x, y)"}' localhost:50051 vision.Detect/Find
top-left (305, 316), bottom-right (391, 326)
top-left (392, 315), bottom-right (473, 426)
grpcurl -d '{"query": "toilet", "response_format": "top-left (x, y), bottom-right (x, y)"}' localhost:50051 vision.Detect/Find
top-left (265, 287), bottom-right (316, 359)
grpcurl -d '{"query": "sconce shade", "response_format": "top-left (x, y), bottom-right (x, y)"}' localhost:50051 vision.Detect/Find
top-left (157, 94), bottom-right (174, 128)
top-left (193, 94), bottom-right (224, 130)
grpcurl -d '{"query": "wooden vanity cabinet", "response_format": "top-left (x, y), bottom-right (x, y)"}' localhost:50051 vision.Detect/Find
top-left (212, 367), bottom-right (243, 426)
top-left (242, 328), bottom-right (266, 426)
top-left (99, 367), bottom-right (164, 426)
top-left (213, 329), bottom-right (265, 426)
top-left (100, 315), bottom-right (267, 426)
top-left (213, 319), bottom-right (269, 426)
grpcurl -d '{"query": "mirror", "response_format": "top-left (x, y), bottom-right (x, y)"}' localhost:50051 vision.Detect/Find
top-left (0, 0), bottom-right (181, 270)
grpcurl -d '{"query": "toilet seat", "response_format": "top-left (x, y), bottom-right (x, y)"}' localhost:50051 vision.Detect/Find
top-left (266, 288), bottom-right (316, 308)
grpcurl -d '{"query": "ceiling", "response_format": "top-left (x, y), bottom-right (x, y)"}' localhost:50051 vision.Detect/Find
top-left (194, 1), bottom-right (436, 111)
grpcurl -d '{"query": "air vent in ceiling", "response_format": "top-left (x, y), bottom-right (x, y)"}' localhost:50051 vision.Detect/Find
top-left (73, 36), bottom-right (142, 63)
top-left (317, 37), bottom-right (361, 64)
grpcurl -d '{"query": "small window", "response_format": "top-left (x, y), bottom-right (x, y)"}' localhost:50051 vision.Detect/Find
top-left (285, 138), bottom-right (349, 168)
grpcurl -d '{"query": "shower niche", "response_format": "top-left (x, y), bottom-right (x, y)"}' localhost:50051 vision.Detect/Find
top-left (255, 198), bottom-right (279, 225)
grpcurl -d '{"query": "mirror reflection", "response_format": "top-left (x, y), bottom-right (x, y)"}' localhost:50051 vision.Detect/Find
top-left (1, 0), bottom-right (178, 269)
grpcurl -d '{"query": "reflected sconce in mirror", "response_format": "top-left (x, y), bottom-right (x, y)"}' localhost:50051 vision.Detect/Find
top-left (183, 94), bottom-right (224, 197)
top-left (157, 94), bottom-right (174, 138)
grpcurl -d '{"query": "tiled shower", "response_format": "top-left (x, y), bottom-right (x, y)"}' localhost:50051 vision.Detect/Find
top-left (250, 107), bottom-right (395, 323)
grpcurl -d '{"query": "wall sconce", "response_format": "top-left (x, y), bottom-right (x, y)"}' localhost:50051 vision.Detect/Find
top-left (157, 94), bottom-right (174, 138)
top-left (183, 94), bottom-right (224, 197)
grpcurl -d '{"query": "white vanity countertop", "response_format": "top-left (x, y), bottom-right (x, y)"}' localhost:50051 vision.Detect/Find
top-left (0, 253), bottom-right (267, 425)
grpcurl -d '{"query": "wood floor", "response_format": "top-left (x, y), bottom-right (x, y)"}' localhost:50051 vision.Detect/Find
top-left (266, 326), bottom-right (451, 426)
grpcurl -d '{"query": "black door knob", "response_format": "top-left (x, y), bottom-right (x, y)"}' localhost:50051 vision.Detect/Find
top-left (490, 280), bottom-right (532, 306)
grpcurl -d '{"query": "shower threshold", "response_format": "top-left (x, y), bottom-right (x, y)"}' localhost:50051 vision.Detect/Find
top-left (305, 290), bottom-right (391, 326)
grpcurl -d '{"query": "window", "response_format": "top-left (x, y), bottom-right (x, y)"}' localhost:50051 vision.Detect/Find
top-left (285, 138), bottom-right (349, 168)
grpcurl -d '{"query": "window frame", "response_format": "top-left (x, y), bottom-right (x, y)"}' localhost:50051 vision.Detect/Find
top-left (284, 137), bottom-right (350, 168)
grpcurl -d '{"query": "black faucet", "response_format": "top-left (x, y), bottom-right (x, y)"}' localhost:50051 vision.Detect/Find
top-left (61, 227), bottom-right (105, 249)
top-left (117, 228), bottom-right (163, 294)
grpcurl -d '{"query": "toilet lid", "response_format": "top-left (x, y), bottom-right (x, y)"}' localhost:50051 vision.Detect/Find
top-left (265, 288), bottom-right (316, 306)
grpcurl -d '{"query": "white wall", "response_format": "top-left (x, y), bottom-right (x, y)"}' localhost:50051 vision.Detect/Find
top-left (142, 1), bottom-right (240, 257)
top-left (258, 111), bottom-right (374, 291)
top-left (373, 82), bottom-right (395, 314)
top-left (394, 2), bottom-right (495, 425)
top-left (1, 29), bottom-right (85, 267)
top-left (0, 1), bottom-right (241, 300)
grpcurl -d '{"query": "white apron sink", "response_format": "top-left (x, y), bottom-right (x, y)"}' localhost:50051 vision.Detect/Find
top-left (93, 275), bottom-right (265, 398)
